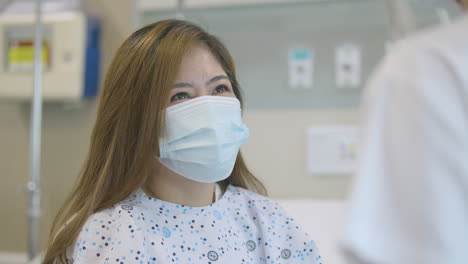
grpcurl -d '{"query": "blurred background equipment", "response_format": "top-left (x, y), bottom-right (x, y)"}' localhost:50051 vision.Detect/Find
top-left (0, 0), bottom-right (101, 101)
top-left (0, 0), bottom-right (100, 263)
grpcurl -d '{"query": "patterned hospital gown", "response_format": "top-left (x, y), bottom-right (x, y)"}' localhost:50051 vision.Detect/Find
top-left (66, 185), bottom-right (322, 263)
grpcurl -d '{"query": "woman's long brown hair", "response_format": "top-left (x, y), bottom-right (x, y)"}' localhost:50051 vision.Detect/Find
top-left (42, 19), bottom-right (266, 264)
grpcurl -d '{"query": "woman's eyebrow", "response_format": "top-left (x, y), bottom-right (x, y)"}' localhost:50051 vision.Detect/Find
top-left (172, 75), bottom-right (229, 89)
top-left (206, 75), bottom-right (229, 86)
top-left (172, 82), bottom-right (193, 89)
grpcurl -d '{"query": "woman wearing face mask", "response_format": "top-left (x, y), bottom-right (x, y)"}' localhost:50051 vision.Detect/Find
top-left (42, 20), bottom-right (322, 264)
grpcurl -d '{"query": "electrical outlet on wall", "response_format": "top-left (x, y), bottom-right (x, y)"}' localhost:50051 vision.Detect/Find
top-left (306, 126), bottom-right (358, 175)
top-left (335, 42), bottom-right (361, 89)
top-left (288, 47), bottom-right (314, 89)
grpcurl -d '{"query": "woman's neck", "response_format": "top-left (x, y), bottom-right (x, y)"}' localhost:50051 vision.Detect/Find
top-left (144, 162), bottom-right (216, 207)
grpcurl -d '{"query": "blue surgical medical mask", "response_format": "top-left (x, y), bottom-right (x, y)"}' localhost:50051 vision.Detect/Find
top-left (158, 96), bottom-right (249, 183)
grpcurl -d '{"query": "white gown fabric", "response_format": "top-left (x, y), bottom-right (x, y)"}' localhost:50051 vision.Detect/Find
top-left (342, 14), bottom-right (468, 264)
top-left (66, 185), bottom-right (322, 264)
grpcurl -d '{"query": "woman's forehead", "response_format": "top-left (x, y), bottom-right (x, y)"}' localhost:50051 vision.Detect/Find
top-left (174, 45), bottom-right (226, 83)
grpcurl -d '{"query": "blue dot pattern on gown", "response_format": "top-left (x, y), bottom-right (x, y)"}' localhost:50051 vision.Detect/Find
top-left (66, 185), bottom-right (323, 264)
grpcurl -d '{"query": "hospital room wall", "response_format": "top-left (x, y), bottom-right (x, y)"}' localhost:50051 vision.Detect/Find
top-left (0, 0), bottom-right (354, 253)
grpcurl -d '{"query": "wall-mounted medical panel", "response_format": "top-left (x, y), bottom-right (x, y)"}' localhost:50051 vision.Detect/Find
top-left (0, 11), bottom-right (101, 102)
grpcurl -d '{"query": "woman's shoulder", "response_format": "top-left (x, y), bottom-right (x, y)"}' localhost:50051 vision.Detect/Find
top-left (67, 191), bottom-right (147, 263)
top-left (228, 185), bottom-right (268, 200)
top-left (227, 185), bottom-right (323, 263)
top-left (228, 185), bottom-right (282, 208)
top-left (80, 190), bottom-right (146, 230)
top-left (81, 189), bottom-right (148, 236)
top-left (226, 185), bottom-right (295, 219)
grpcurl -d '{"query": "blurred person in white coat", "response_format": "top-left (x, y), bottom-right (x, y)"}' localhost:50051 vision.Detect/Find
top-left (342, 1), bottom-right (468, 264)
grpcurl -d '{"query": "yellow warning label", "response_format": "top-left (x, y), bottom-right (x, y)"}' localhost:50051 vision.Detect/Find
top-left (7, 40), bottom-right (50, 71)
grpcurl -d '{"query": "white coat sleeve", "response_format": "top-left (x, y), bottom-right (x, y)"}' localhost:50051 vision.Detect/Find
top-left (342, 42), bottom-right (468, 264)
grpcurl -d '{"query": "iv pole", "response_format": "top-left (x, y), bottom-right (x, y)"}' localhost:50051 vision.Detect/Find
top-left (175, 0), bottom-right (185, 19)
top-left (384, 0), bottom-right (416, 40)
top-left (27, 0), bottom-right (44, 261)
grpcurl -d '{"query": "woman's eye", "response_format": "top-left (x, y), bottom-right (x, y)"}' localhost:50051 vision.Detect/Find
top-left (213, 85), bottom-right (229, 95)
top-left (170, 92), bottom-right (190, 102)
